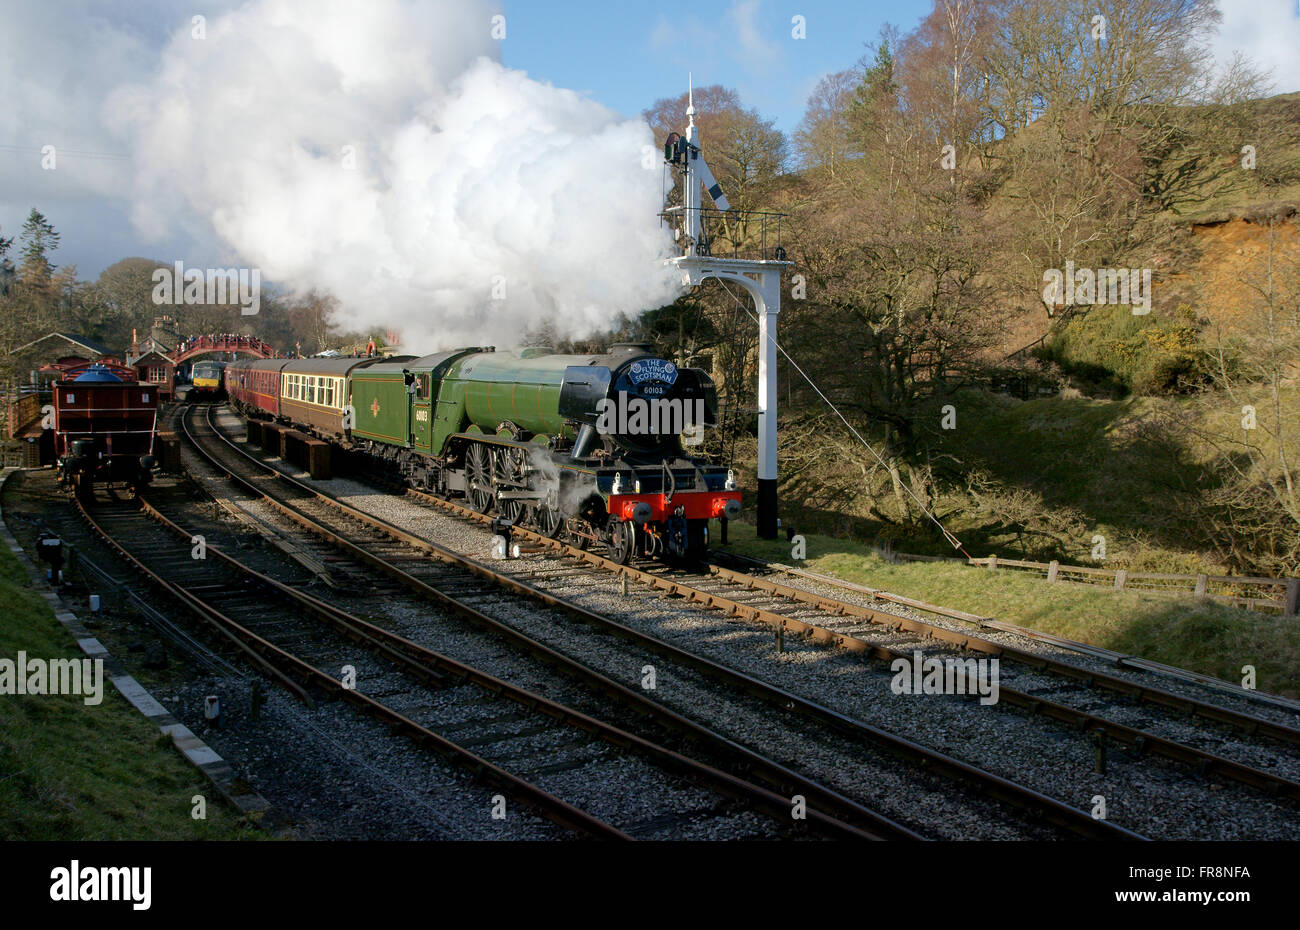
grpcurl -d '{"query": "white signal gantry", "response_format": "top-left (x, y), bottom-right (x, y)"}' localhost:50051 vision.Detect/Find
top-left (659, 78), bottom-right (791, 539)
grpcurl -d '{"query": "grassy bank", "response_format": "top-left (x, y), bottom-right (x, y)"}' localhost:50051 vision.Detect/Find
top-left (721, 520), bottom-right (1300, 699)
top-left (0, 544), bottom-right (258, 840)
top-left (756, 379), bottom-right (1299, 578)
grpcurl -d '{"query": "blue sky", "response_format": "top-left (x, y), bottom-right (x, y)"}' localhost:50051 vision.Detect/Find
top-left (498, 0), bottom-right (932, 133)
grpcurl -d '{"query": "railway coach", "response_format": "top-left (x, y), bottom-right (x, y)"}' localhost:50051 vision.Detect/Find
top-left (227, 356), bottom-right (402, 437)
top-left (190, 360), bottom-right (228, 400)
top-left (225, 358), bottom-right (291, 417)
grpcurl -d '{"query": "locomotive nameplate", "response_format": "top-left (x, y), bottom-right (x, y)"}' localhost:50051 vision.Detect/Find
top-left (627, 359), bottom-right (679, 391)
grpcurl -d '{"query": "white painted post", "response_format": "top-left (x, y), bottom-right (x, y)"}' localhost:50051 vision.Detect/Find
top-left (756, 271), bottom-right (781, 539)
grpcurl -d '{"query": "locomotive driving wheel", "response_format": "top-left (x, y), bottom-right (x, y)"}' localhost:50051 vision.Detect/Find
top-left (465, 443), bottom-right (494, 513)
top-left (606, 519), bottom-right (634, 565)
top-left (533, 500), bottom-right (564, 538)
top-left (493, 447), bottom-right (526, 524)
top-left (563, 519), bottom-right (593, 550)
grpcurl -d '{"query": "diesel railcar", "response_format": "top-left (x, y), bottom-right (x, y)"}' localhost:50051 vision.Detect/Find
top-left (190, 360), bottom-right (227, 399)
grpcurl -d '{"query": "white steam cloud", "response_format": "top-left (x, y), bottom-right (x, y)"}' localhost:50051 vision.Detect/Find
top-left (106, 0), bottom-right (681, 349)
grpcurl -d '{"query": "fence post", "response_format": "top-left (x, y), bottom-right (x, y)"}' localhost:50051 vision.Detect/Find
top-left (1286, 579), bottom-right (1299, 620)
top-left (1194, 574), bottom-right (1207, 600)
top-left (1114, 569), bottom-right (1127, 590)
top-left (987, 555), bottom-right (997, 572)
top-left (1046, 560), bottom-right (1059, 582)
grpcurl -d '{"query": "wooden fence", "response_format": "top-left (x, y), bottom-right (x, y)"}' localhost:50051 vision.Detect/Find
top-left (880, 549), bottom-right (1299, 617)
top-left (4, 391), bottom-right (41, 440)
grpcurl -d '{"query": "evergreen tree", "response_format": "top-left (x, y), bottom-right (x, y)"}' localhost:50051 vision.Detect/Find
top-left (19, 208), bottom-right (60, 287)
top-left (0, 225), bottom-right (14, 297)
top-left (849, 39), bottom-right (898, 123)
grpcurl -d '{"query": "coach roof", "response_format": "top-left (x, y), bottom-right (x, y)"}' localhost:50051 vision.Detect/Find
top-left (281, 356), bottom-right (414, 377)
top-left (229, 358), bottom-right (292, 373)
top-left (357, 349), bottom-right (487, 377)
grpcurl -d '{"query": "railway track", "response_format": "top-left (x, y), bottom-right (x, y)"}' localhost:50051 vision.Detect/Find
top-left (189, 404), bottom-right (1146, 839)
top-left (80, 481), bottom-right (902, 841)
top-left (336, 442), bottom-right (1300, 809)
top-left (168, 404), bottom-right (933, 839)
top-left (709, 550), bottom-right (1300, 718)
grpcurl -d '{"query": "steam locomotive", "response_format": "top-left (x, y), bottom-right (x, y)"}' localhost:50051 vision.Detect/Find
top-left (226, 345), bottom-right (740, 562)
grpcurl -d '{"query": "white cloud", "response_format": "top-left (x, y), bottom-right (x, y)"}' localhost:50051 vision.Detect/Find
top-left (2, 0), bottom-right (683, 345)
top-left (1211, 0), bottom-right (1300, 94)
top-left (727, 0), bottom-right (782, 68)
top-left (105, 0), bottom-right (681, 347)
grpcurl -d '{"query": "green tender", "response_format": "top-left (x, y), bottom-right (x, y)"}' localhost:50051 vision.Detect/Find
top-left (348, 365), bottom-right (410, 447)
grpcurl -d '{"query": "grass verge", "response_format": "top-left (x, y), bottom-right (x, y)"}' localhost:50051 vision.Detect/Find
top-left (0, 543), bottom-right (260, 840)
top-left (721, 520), bottom-right (1300, 699)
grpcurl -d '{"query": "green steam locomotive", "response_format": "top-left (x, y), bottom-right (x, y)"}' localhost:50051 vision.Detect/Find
top-left (226, 344), bottom-right (741, 562)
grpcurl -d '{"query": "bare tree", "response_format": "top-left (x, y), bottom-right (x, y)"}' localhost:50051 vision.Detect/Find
top-left (795, 70), bottom-right (860, 174)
